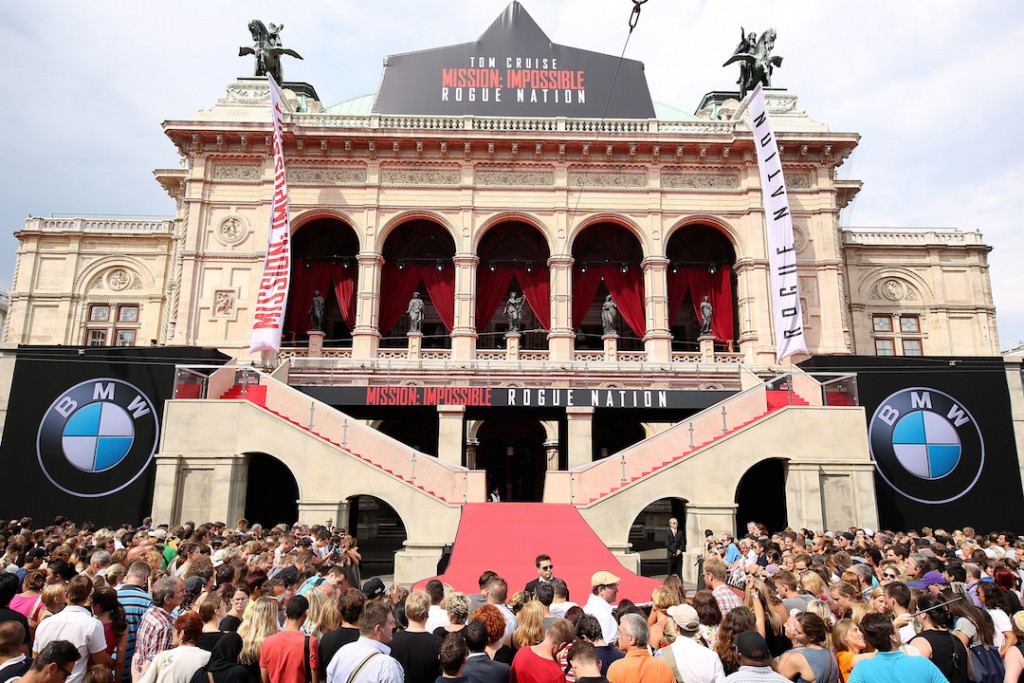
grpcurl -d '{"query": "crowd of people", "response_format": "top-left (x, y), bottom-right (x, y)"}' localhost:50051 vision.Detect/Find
top-left (0, 516), bottom-right (1023, 683)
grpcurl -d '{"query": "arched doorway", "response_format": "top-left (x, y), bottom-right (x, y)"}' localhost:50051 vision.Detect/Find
top-left (629, 497), bottom-right (688, 578)
top-left (592, 416), bottom-right (646, 461)
top-left (477, 419), bottom-right (546, 502)
top-left (571, 222), bottom-right (645, 351)
top-left (380, 220), bottom-right (457, 349)
top-left (346, 495), bottom-right (407, 576)
top-left (476, 221), bottom-right (551, 350)
top-left (665, 224), bottom-right (738, 351)
top-left (285, 218), bottom-right (359, 346)
top-left (735, 458), bottom-right (788, 536)
top-left (243, 452), bottom-right (299, 527)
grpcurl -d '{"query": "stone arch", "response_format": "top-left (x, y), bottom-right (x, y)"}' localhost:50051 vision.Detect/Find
top-left (857, 267), bottom-right (933, 304)
top-left (242, 452), bottom-right (301, 526)
top-left (73, 256), bottom-right (157, 295)
top-left (664, 215), bottom-right (742, 256)
top-left (377, 210), bottom-right (459, 252)
top-left (291, 207), bottom-right (362, 234)
top-left (474, 212), bottom-right (554, 254)
top-left (581, 450), bottom-right (793, 548)
top-left (567, 213), bottom-right (649, 258)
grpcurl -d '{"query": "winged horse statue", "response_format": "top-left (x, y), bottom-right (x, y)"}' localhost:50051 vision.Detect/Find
top-left (723, 28), bottom-right (783, 99)
top-left (239, 20), bottom-right (303, 84)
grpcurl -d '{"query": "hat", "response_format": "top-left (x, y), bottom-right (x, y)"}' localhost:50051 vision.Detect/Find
top-left (150, 528), bottom-right (168, 540)
top-left (862, 528), bottom-right (874, 537)
top-left (590, 571), bottom-right (621, 587)
top-left (841, 532), bottom-right (856, 542)
top-left (362, 577), bottom-right (386, 600)
top-left (909, 570), bottom-right (948, 590)
top-left (823, 531), bottom-right (835, 539)
top-left (666, 604), bottom-right (700, 632)
top-left (735, 631), bottom-right (771, 660)
top-left (184, 576), bottom-right (205, 594)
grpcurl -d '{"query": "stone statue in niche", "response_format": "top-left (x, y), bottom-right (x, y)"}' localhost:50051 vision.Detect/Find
top-left (699, 295), bottom-right (714, 337)
top-left (407, 292), bottom-right (424, 333)
top-left (601, 295), bottom-right (618, 336)
top-left (505, 292), bottom-right (524, 332)
top-left (309, 290), bottom-right (325, 331)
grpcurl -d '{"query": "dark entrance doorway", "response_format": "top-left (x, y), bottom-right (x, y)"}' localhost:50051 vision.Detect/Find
top-left (630, 498), bottom-right (687, 577)
top-left (347, 495), bottom-right (407, 576)
top-left (477, 420), bottom-right (546, 502)
top-left (735, 458), bottom-right (788, 535)
top-left (244, 453), bottom-right (299, 527)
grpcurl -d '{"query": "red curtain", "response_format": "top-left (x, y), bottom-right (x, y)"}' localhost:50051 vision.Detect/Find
top-left (602, 266), bottom-right (646, 337)
top-left (475, 266), bottom-right (515, 330)
top-left (667, 269), bottom-right (691, 323)
top-left (517, 267), bottom-right (551, 330)
top-left (379, 264), bottom-right (424, 333)
top-left (421, 264), bottom-right (456, 331)
top-left (331, 263), bottom-right (357, 329)
top-left (571, 267), bottom-right (604, 329)
top-left (686, 268), bottom-right (734, 342)
top-left (286, 262), bottom-right (333, 339)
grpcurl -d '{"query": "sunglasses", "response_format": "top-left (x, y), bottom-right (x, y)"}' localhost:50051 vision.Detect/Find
top-left (540, 565), bottom-right (553, 571)
top-left (882, 573), bottom-right (898, 579)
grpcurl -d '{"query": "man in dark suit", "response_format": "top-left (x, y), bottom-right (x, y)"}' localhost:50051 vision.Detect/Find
top-left (666, 517), bottom-right (684, 579)
top-left (523, 554), bottom-right (556, 595)
top-left (462, 619), bottom-right (509, 683)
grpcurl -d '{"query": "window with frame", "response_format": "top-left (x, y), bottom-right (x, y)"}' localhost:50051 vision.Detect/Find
top-left (871, 313), bottom-right (923, 356)
top-left (83, 303), bottom-right (140, 346)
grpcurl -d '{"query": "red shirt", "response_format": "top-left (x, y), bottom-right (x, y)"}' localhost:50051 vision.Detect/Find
top-left (510, 645), bottom-right (566, 683)
top-left (260, 630), bottom-right (319, 683)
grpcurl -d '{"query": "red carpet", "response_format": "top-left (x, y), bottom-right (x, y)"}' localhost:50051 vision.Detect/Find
top-left (415, 503), bottom-right (662, 604)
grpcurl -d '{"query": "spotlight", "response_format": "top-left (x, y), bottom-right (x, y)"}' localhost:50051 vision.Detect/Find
top-left (621, 263), bottom-right (629, 273)
top-left (397, 260), bottom-right (405, 270)
top-left (525, 262), bottom-right (533, 273)
top-left (489, 262), bottom-right (496, 272)
top-left (709, 264), bottom-right (717, 275)
top-left (436, 260), bottom-right (444, 271)
top-left (580, 263), bottom-right (587, 274)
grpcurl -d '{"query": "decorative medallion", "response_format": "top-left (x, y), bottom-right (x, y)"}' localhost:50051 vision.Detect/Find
top-left (107, 269), bottom-right (132, 291)
top-left (216, 215), bottom-right (249, 246)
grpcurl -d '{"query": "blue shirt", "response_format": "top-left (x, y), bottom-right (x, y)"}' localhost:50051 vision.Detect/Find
top-left (847, 650), bottom-right (947, 683)
top-left (723, 543), bottom-right (742, 565)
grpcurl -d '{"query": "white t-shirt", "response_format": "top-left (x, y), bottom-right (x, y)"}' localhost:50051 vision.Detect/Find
top-left (989, 609), bottom-right (1012, 648)
top-left (32, 605), bottom-right (107, 683)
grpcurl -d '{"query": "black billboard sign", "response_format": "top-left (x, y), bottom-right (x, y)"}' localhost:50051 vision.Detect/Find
top-left (801, 356), bottom-right (1024, 533)
top-left (372, 2), bottom-right (656, 119)
top-left (0, 346), bottom-right (226, 527)
top-left (299, 385), bottom-right (734, 410)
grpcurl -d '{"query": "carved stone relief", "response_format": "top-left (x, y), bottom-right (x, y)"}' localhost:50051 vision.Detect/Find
top-left (213, 290), bottom-right (236, 318)
top-left (792, 223), bottom-right (808, 253)
top-left (380, 168), bottom-right (460, 185)
top-left (212, 164), bottom-right (261, 181)
top-left (476, 169), bottom-right (555, 186)
top-left (107, 268), bottom-right (133, 291)
top-left (870, 277), bottom-right (919, 302)
top-left (661, 172), bottom-right (740, 189)
top-left (216, 215), bottom-right (249, 246)
top-left (289, 167), bottom-right (367, 184)
top-left (787, 173), bottom-right (812, 189)
top-left (568, 171), bottom-right (647, 188)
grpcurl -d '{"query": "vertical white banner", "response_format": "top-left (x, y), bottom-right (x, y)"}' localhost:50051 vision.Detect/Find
top-left (748, 84), bottom-right (807, 362)
top-left (249, 74), bottom-right (293, 353)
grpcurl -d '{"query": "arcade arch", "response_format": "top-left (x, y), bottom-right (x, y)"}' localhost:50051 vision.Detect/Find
top-left (665, 224), bottom-right (738, 351)
top-left (476, 419), bottom-right (547, 502)
top-left (243, 452), bottom-right (300, 527)
top-left (735, 458), bottom-right (788, 536)
top-left (628, 497), bottom-right (688, 577)
top-left (346, 494), bottom-right (408, 576)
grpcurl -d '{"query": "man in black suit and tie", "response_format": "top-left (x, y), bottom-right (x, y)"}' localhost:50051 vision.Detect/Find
top-left (666, 517), bottom-right (684, 579)
top-left (523, 554), bottom-right (556, 595)
top-left (462, 619), bottom-right (509, 683)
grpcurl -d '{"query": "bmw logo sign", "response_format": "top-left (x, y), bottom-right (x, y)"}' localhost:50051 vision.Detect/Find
top-left (36, 379), bottom-right (159, 497)
top-left (868, 387), bottom-right (984, 504)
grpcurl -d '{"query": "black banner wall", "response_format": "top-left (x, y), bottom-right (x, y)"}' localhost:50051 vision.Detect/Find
top-left (802, 356), bottom-right (1024, 533)
top-left (372, 2), bottom-right (656, 119)
top-left (0, 346), bottom-right (226, 527)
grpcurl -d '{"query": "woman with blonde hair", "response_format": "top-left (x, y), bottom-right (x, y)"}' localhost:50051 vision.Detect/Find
top-left (435, 591), bottom-right (469, 638)
top-left (647, 586), bottom-right (677, 650)
top-left (868, 587), bottom-right (889, 615)
top-left (805, 599), bottom-right (836, 642)
top-left (800, 572), bottom-right (838, 618)
top-left (300, 587), bottom-right (330, 638)
top-left (831, 618), bottom-right (867, 680)
top-left (38, 582), bottom-right (66, 622)
top-left (511, 601), bottom-right (545, 650)
top-left (236, 597), bottom-right (280, 683)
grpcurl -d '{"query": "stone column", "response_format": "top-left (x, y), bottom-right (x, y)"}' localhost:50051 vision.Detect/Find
top-left (642, 256), bottom-right (672, 362)
top-left (566, 406), bottom-right (594, 468)
top-left (407, 332), bottom-right (422, 359)
top-left (351, 252), bottom-right (383, 359)
top-left (544, 439), bottom-right (560, 471)
top-left (699, 334), bottom-right (715, 361)
top-left (297, 500), bottom-right (349, 528)
top-left (307, 330), bottom-right (325, 357)
top-left (451, 253), bottom-right (479, 360)
top-left (505, 332), bottom-right (521, 360)
top-left (732, 259), bottom-right (764, 364)
top-left (466, 439), bottom-right (480, 470)
top-left (784, 462), bottom-right (825, 531)
top-left (208, 454), bottom-right (249, 525)
top-left (437, 405), bottom-right (466, 467)
top-left (547, 255), bottom-right (575, 362)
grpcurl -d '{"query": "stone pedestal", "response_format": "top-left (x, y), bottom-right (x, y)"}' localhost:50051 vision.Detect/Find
top-left (505, 332), bottom-right (521, 360)
top-left (566, 406), bottom-right (595, 468)
top-left (307, 330), bottom-right (325, 357)
top-left (603, 334), bottom-right (618, 362)
top-left (437, 405), bottom-right (466, 467)
top-left (407, 331), bottom-right (422, 359)
top-left (699, 334), bottom-right (715, 361)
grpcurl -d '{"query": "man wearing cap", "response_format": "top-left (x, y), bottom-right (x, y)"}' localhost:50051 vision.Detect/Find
top-left (847, 613), bottom-right (946, 683)
top-left (909, 571), bottom-right (948, 597)
top-left (723, 632), bottom-right (788, 682)
top-left (584, 572), bottom-right (620, 644)
top-left (606, 614), bottom-right (673, 683)
top-left (660, 605), bottom-right (725, 683)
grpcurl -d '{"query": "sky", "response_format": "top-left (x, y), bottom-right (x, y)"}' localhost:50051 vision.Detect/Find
top-left (2, 1), bottom-right (1023, 348)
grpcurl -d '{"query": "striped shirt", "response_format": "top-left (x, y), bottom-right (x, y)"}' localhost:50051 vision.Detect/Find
top-left (117, 584), bottom-right (153, 682)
